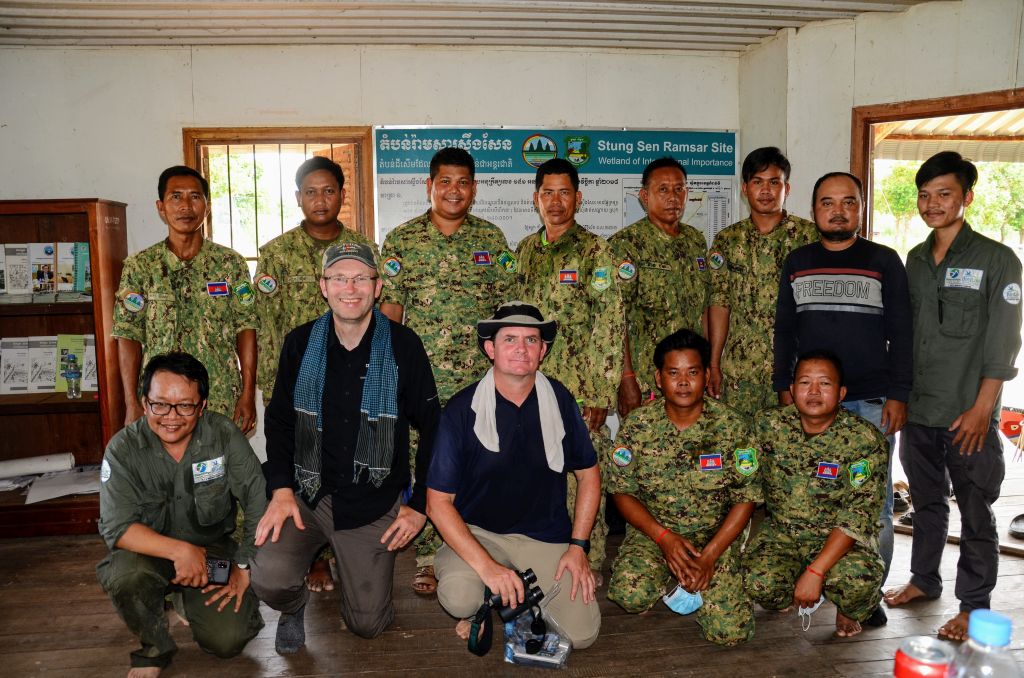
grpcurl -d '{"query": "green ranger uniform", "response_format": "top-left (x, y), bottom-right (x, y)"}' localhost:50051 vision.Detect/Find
top-left (380, 211), bottom-right (515, 570)
top-left (112, 239), bottom-right (257, 416)
top-left (605, 397), bottom-right (761, 646)
top-left (744, 405), bottom-right (887, 622)
top-left (380, 211), bottom-right (516, 403)
top-left (254, 223), bottom-right (378, 404)
top-left (905, 222), bottom-right (1023, 427)
top-left (516, 222), bottom-right (625, 572)
top-left (609, 217), bottom-right (710, 393)
top-left (708, 213), bottom-right (816, 416)
top-left (96, 413), bottom-right (267, 669)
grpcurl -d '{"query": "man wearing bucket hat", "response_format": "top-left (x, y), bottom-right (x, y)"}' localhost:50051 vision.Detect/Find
top-left (250, 242), bottom-right (441, 654)
top-left (426, 301), bottom-right (602, 650)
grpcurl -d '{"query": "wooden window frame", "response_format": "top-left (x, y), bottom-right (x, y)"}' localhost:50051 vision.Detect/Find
top-left (850, 88), bottom-right (1024, 237)
top-left (182, 126), bottom-right (375, 241)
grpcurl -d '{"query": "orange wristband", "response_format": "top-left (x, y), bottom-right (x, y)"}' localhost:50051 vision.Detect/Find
top-left (806, 565), bottom-right (825, 579)
top-left (654, 528), bottom-right (670, 545)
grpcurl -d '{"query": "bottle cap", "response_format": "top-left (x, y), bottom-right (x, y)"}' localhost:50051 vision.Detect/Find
top-left (967, 609), bottom-right (1012, 647)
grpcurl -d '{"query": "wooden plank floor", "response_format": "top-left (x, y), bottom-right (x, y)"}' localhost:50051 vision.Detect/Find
top-left (1, 532), bottom-right (1022, 677)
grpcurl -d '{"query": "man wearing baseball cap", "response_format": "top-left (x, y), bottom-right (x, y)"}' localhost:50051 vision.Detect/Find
top-left (250, 242), bottom-right (441, 654)
top-left (426, 301), bottom-right (602, 650)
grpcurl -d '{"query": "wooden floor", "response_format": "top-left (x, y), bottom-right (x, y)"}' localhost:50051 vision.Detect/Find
top-left (1, 532), bottom-right (1022, 678)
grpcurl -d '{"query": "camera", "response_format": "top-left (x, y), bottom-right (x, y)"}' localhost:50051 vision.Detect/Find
top-left (206, 557), bottom-right (231, 585)
top-left (488, 568), bottom-right (545, 623)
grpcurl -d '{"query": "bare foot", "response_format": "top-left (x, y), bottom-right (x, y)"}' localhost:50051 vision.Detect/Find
top-left (835, 611), bottom-right (863, 638)
top-left (938, 611), bottom-right (970, 641)
top-left (884, 582), bottom-right (929, 607)
top-left (305, 558), bottom-right (335, 593)
top-left (127, 668), bottom-right (161, 678)
top-left (455, 618), bottom-right (487, 643)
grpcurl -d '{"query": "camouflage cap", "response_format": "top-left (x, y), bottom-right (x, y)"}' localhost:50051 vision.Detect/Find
top-left (322, 241), bottom-right (377, 272)
top-left (477, 300), bottom-right (557, 355)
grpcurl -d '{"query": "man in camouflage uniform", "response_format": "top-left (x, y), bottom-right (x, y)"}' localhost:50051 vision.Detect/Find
top-left (745, 351), bottom-right (888, 638)
top-left (255, 156), bottom-right (377, 405)
top-left (113, 166), bottom-right (257, 432)
top-left (515, 158), bottom-right (625, 577)
top-left (606, 329), bottom-right (759, 646)
top-left (610, 157), bottom-right (710, 417)
top-left (253, 157), bottom-right (378, 593)
top-left (707, 147), bottom-right (816, 417)
top-left (380, 147), bottom-right (516, 594)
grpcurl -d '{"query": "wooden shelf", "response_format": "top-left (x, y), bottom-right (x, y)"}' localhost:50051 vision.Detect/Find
top-left (0, 391), bottom-right (100, 415)
top-left (0, 302), bottom-right (93, 317)
top-left (0, 491), bottom-right (99, 537)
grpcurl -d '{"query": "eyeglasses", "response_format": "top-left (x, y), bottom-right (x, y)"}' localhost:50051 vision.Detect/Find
top-left (322, 275), bottom-right (378, 286)
top-left (146, 401), bottom-right (201, 416)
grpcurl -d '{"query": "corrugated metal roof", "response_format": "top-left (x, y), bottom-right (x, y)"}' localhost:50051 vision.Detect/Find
top-left (0, 1), bottom-right (931, 53)
top-left (875, 109), bottom-right (1024, 163)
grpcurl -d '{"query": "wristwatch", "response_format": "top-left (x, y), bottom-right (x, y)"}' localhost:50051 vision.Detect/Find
top-left (569, 538), bottom-right (591, 555)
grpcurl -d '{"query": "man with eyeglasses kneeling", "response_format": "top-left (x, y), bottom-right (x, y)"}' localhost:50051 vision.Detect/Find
top-left (97, 352), bottom-right (267, 678)
top-left (250, 242), bottom-right (441, 654)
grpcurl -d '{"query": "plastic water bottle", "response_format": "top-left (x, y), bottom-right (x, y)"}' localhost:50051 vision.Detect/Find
top-left (946, 609), bottom-right (1021, 677)
top-left (65, 354), bottom-right (82, 400)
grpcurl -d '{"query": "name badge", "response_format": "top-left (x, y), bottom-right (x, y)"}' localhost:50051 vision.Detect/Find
top-left (944, 267), bottom-right (983, 290)
top-left (192, 456), bottom-right (226, 483)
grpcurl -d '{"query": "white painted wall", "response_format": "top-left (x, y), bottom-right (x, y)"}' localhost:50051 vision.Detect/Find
top-left (0, 44), bottom-right (738, 252)
top-left (739, 0), bottom-right (1024, 216)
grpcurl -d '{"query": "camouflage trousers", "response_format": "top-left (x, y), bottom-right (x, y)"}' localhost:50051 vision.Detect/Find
top-left (607, 529), bottom-right (754, 646)
top-left (97, 546), bottom-right (263, 668)
top-left (567, 425), bottom-right (610, 573)
top-left (720, 376), bottom-right (776, 419)
top-left (743, 521), bottom-right (883, 622)
top-left (410, 428), bottom-right (443, 569)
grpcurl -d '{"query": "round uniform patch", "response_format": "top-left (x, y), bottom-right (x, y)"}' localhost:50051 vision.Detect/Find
top-left (100, 459), bottom-right (111, 483)
top-left (255, 274), bottom-right (278, 295)
top-left (612, 446), bottom-right (633, 467)
top-left (1003, 283), bottom-right (1021, 305)
top-left (709, 251), bottom-right (725, 270)
top-left (122, 292), bottom-right (145, 313)
top-left (383, 257), bottom-right (402, 277)
top-left (617, 260), bottom-right (636, 280)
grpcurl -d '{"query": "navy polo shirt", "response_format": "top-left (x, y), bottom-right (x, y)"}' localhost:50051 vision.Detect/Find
top-left (427, 375), bottom-right (597, 543)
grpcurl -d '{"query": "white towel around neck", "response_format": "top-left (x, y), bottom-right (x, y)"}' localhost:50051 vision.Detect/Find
top-left (470, 367), bottom-right (565, 473)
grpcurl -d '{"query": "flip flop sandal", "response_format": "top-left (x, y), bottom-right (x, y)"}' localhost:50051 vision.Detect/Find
top-left (899, 511), bottom-right (914, 526)
top-left (413, 565), bottom-right (438, 596)
top-left (1010, 514), bottom-right (1024, 540)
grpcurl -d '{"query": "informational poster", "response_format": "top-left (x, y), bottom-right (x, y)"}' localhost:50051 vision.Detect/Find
top-left (374, 127), bottom-right (738, 249)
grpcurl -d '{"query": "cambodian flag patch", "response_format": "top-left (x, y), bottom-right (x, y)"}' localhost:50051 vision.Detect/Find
top-left (559, 270), bottom-right (578, 285)
top-left (699, 453), bottom-right (723, 471)
top-left (816, 462), bottom-right (840, 479)
top-left (206, 281), bottom-right (229, 297)
top-left (473, 251), bottom-right (492, 266)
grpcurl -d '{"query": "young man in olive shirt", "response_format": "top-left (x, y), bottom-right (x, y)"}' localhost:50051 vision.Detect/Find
top-left (884, 152), bottom-right (1022, 641)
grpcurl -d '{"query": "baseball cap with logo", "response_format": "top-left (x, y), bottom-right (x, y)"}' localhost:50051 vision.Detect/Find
top-left (321, 241), bottom-right (378, 272)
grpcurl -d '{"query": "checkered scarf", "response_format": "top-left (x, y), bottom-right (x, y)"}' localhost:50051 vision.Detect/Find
top-left (292, 309), bottom-right (398, 501)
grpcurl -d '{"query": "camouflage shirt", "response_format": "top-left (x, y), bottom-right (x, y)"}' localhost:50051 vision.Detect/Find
top-left (604, 397), bottom-right (762, 542)
top-left (708, 213), bottom-right (816, 384)
top-left (380, 212), bottom-right (515, 403)
top-left (610, 218), bottom-right (710, 392)
top-left (753, 405), bottom-right (888, 546)
top-left (515, 223), bottom-right (625, 409)
top-left (112, 239), bottom-right (256, 415)
top-left (254, 223), bottom-right (377, 401)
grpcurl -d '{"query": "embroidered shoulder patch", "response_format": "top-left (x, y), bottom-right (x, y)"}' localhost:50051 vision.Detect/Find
top-left (848, 459), bottom-right (871, 488)
top-left (734, 448), bottom-right (758, 476)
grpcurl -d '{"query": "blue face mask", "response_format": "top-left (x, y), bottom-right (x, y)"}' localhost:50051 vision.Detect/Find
top-left (797, 595), bottom-right (826, 631)
top-left (663, 584), bottom-right (703, 615)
